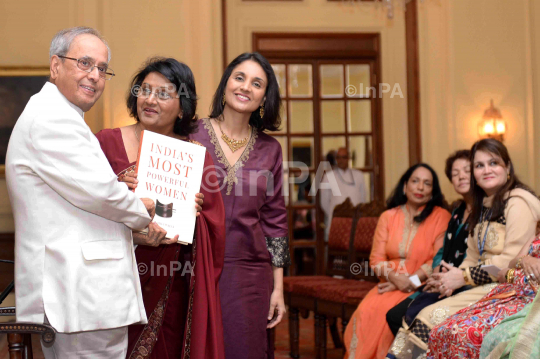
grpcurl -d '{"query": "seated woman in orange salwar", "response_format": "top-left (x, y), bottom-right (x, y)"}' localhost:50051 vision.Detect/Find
top-left (344, 163), bottom-right (451, 359)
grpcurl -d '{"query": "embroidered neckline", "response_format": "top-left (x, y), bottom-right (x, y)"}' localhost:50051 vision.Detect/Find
top-left (400, 205), bottom-right (419, 259)
top-left (203, 118), bottom-right (258, 195)
top-left (474, 220), bottom-right (505, 263)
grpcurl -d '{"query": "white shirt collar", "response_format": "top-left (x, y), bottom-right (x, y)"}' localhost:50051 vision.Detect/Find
top-left (44, 81), bottom-right (85, 118)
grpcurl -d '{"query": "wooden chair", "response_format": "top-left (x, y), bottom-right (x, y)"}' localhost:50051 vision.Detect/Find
top-left (284, 199), bottom-right (385, 358)
top-left (311, 200), bottom-right (385, 358)
top-left (0, 259), bottom-right (56, 359)
top-left (349, 200), bottom-right (388, 282)
top-left (284, 198), bottom-right (358, 358)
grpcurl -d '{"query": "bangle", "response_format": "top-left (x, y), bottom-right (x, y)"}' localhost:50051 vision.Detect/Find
top-left (506, 268), bottom-right (516, 284)
top-left (516, 256), bottom-right (526, 269)
top-left (462, 269), bottom-right (470, 285)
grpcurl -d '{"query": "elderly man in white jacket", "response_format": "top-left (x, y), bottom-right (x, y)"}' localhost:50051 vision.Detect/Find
top-left (5, 27), bottom-right (155, 358)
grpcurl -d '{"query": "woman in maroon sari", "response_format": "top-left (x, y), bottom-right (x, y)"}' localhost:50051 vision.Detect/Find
top-left (190, 52), bottom-right (290, 359)
top-left (95, 57), bottom-right (226, 359)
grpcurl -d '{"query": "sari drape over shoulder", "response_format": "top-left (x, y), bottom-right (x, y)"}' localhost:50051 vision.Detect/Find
top-left (95, 128), bottom-right (226, 359)
top-left (343, 205), bottom-right (450, 359)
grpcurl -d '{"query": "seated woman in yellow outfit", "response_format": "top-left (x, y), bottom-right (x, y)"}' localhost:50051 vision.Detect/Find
top-left (395, 138), bottom-right (540, 359)
top-left (343, 163), bottom-right (451, 359)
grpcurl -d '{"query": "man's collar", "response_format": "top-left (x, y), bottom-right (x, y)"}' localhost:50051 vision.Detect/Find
top-left (44, 81), bottom-right (84, 118)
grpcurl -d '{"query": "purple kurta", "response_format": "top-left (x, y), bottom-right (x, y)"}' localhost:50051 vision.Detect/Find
top-left (190, 118), bottom-right (289, 359)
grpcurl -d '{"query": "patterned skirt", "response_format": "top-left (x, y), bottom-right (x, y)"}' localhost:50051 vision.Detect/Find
top-left (427, 276), bottom-right (535, 359)
top-left (386, 284), bottom-right (499, 359)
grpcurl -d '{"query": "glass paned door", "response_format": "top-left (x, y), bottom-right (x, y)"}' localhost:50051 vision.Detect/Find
top-left (269, 60), bottom-right (381, 276)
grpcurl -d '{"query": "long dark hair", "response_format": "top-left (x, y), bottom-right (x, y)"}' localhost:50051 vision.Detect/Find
top-left (468, 138), bottom-right (535, 230)
top-left (126, 57), bottom-right (198, 136)
top-left (209, 52), bottom-right (282, 131)
top-left (386, 163), bottom-right (445, 223)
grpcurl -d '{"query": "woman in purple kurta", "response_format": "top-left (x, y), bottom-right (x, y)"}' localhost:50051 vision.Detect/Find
top-left (190, 52), bottom-right (290, 359)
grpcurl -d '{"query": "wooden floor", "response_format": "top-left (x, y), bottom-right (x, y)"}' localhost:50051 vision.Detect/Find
top-left (0, 309), bottom-right (344, 359)
top-left (274, 312), bottom-right (345, 359)
top-left (1, 235), bottom-right (344, 359)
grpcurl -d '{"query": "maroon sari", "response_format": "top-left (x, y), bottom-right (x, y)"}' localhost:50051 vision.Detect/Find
top-left (95, 128), bottom-right (226, 359)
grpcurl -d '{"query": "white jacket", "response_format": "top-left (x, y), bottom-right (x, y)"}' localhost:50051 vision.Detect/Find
top-left (5, 82), bottom-right (151, 333)
top-left (320, 168), bottom-right (367, 240)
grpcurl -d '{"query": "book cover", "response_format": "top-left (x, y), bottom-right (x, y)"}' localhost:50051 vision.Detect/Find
top-left (134, 130), bottom-right (206, 244)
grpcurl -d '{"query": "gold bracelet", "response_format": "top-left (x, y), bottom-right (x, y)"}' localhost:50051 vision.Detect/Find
top-left (462, 269), bottom-right (470, 285)
top-left (516, 256), bottom-right (526, 269)
top-left (506, 268), bottom-right (516, 284)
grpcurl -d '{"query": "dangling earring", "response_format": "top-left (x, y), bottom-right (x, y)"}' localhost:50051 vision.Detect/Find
top-left (507, 173), bottom-right (510, 181)
top-left (259, 104), bottom-right (265, 118)
top-left (222, 93), bottom-right (226, 106)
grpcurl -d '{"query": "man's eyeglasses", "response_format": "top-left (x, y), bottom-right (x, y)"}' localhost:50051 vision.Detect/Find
top-left (58, 56), bottom-right (115, 80)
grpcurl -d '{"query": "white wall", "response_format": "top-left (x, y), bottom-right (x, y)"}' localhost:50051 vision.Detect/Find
top-left (419, 0), bottom-right (540, 201)
top-left (0, 0), bottom-right (223, 232)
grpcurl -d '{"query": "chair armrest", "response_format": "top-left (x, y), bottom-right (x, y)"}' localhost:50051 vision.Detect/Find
top-left (0, 321), bottom-right (56, 344)
top-left (0, 307), bottom-right (15, 316)
top-left (0, 259), bottom-right (15, 306)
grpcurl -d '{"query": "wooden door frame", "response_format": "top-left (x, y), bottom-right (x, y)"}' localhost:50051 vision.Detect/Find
top-left (252, 33), bottom-right (383, 275)
top-left (405, 0), bottom-right (422, 164)
top-left (251, 32), bottom-right (384, 203)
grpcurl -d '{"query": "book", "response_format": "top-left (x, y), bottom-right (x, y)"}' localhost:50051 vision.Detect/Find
top-left (134, 130), bottom-right (206, 244)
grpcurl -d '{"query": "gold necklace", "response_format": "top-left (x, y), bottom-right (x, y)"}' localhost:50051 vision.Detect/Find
top-left (218, 120), bottom-right (250, 153)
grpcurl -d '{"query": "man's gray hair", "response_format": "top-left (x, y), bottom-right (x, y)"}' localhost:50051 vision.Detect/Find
top-left (49, 26), bottom-right (111, 62)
